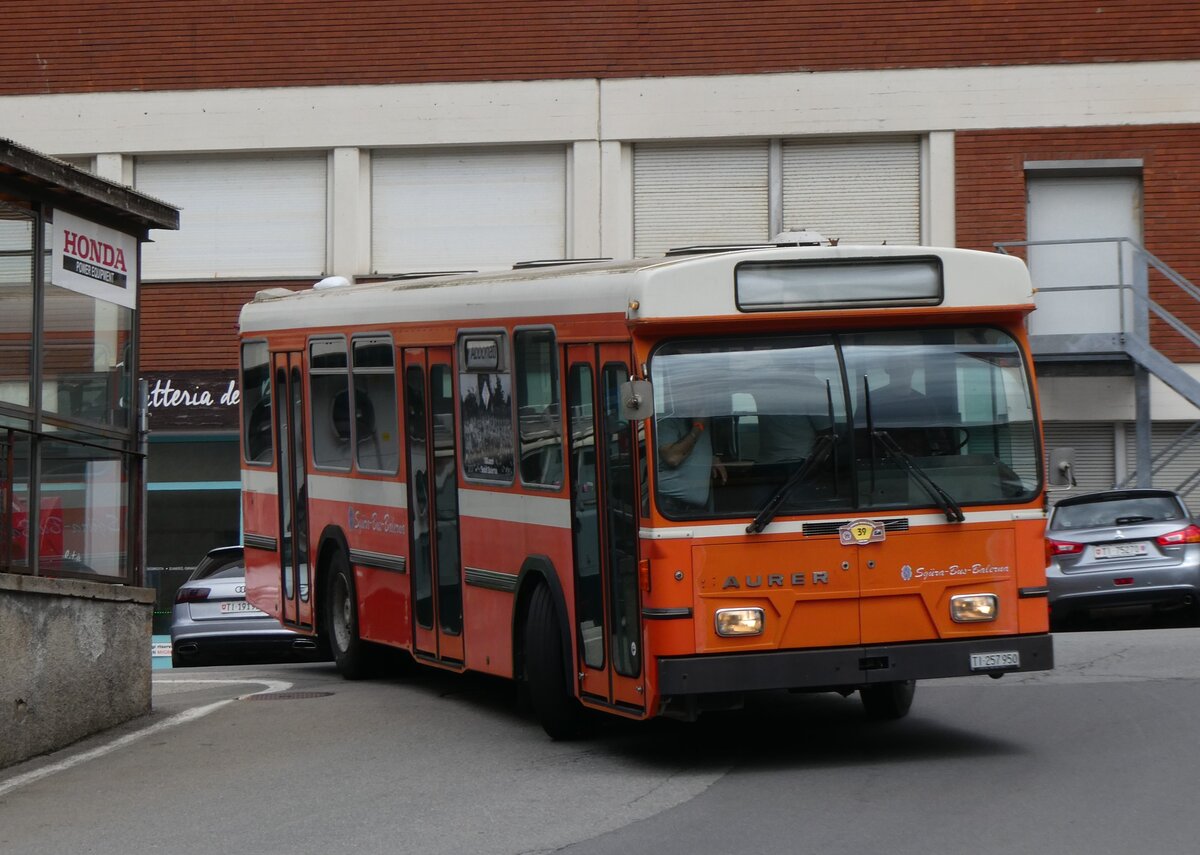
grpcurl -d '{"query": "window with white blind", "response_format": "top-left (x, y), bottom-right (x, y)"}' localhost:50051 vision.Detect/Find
top-left (371, 146), bottom-right (566, 274)
top-left (633, 141), bottom-right (769, 257)
top-left (632, 137), bottom-right (921, 257)
top-left (782, 137), bottom-right (920, 245)
top-left (135, 153), bottom-right (328, 279)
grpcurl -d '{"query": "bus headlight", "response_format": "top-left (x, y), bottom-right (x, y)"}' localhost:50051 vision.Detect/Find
top-left (950, 593), bottom-right (998, 623)
top-left (715, 607), bottom-right (765, 637)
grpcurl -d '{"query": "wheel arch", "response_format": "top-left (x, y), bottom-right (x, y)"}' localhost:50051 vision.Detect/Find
top-left (512, 554), bottom-right (574, 690)
top-left (314, 524), bottom-right (351, 637)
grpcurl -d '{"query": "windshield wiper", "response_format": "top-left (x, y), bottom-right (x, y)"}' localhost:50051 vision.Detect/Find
top-left (872, 430), bottom-right (965, 523)
top-left (746, 434), bottom-right (835, 534)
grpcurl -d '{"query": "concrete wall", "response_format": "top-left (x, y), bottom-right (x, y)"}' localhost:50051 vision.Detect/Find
top-left (0, 573), bottom-right (155, 770)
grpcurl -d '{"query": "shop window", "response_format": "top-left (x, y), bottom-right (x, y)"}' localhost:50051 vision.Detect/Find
top-left (0, 428), bottom-right (32, 573)
top-left (41, 283), bottom-right (133, 429)
top-left (38, 439), bottom-right (131, 578)
top-left (0, 204), bottom-right (34, 410)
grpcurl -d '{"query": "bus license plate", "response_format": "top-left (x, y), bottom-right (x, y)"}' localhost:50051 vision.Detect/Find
top-left (970, 651), bottom-right (1019, 671)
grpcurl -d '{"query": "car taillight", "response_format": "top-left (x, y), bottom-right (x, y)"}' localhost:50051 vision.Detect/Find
top-left (1046, 538), bottom-right (1084, 561)
top-left (175, 587), bottom-right (211, 603)
top-left (1156, 524), bottom-right (1200, 546)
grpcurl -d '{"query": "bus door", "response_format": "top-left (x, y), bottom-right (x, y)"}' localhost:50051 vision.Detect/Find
top-left (402, 348), bottom-right (465, 665)
top-left (272, 352), bottom-right (313, 629)
top-left (565, 344), bottom-right (645, 712)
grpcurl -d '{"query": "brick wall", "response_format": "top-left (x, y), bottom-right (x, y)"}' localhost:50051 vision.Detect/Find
top-left (138, 281), bottom-right (307, 371)
top-left (3, 1), bottom-right (1199, 95)
top-left (957, 125), bottom-right (1200, 361)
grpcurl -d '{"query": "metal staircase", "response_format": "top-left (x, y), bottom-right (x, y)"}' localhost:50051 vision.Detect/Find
top-left (995, 237), bottom-right (1200, 497)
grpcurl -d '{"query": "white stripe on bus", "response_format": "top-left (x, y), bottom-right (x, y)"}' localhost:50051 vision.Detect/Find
top-left (639, 508), bottom-right (1043, 540)
top-left (457, 489), bottom-right (572, 530)
top-left (306, 473), bottom-right (408, 508)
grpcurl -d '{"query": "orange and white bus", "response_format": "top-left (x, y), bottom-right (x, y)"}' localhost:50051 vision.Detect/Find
top-left (238, 238), bottom-right (1054, 737)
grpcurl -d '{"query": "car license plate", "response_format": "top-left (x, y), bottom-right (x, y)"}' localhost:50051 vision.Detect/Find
top-left (970, 651), bottom-right (1020, 671)
top-left (219, 601), bottom-right (262, 615)
top-left (1093, 543), bottom-right (1149, 559)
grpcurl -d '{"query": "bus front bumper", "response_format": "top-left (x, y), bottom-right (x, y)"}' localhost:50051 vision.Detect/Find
top-left (656, 633), bottom-right (1054, 696)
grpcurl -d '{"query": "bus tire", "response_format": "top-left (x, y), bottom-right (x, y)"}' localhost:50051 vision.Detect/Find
top-left (327, 550), bottom-right (374, 680)
top-left (860, 680), bottom-right (916, 720)
top-left (524, 583), bottom-right (587, 740)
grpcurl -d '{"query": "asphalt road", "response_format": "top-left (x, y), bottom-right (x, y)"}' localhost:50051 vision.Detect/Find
top-left (3, 627), bottom-right (1200, 855)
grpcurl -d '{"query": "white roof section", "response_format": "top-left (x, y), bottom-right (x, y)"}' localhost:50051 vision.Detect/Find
top-left (239, 244), bottom-right (1033, 335)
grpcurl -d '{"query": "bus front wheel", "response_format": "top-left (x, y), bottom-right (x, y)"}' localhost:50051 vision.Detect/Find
top-left (524, 583), bottom-right (588, 740)
top-left (327, 550), bottom-right (373, 680)
top-left (860, 680), bottom-right (916, 720)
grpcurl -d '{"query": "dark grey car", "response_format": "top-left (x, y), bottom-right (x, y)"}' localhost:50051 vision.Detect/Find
top-left (1046, 489), bottom-right (1200, 624)
top-left (169, 545), bottom-right (325, 667)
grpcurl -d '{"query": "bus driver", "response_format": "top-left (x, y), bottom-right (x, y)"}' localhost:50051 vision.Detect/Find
top-left (657, 417), bottom-right (727, 512)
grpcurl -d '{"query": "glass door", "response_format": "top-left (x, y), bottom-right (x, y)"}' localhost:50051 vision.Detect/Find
top-left (272, 352), bottom-right (312, 629)
top-left (403, 348), bottom-right (464, 664)
top-left (566, 343), bottom-right (644, 712)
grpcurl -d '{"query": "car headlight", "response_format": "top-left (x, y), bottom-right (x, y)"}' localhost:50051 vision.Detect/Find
top-left (950, 593), bottom-right (998, 623)
top-left (715, 607), bottom-right (765, 637)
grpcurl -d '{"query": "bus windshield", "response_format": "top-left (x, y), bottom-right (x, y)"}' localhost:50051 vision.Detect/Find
top-left (650, 327), bottom-right (1039, 519)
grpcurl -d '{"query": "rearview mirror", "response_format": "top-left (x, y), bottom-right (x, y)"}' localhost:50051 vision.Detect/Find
top-left (618, 379), bottom-right (653, 421)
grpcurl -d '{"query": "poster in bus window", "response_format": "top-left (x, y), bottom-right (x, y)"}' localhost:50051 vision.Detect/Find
top-left (459, 371), bottom-right (515, 480)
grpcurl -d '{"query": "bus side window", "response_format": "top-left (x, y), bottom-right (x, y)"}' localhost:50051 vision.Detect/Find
top-left (309, 337), bottom-right (352, 470)
top-left (515, 329), bottom-right (562, 489)
top-left (241, 341), bottom-right (273, 464)
top-left (352, 336), bottom-right (399, 473)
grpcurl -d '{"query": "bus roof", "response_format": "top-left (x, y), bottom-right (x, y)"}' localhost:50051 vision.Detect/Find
top-left (239, 244), bottom-right (1033, 335)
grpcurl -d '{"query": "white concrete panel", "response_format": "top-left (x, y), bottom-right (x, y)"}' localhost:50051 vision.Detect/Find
top-left (329, 147), bottom-right (369, 279)
top-left (600, 62), bottom-right (1200, 139)
top-left (1, 80), bottom-right (600, 155)
top-left (1038, 372), bottom-right (1200, 422)
top-left (5, 62), bottom-right (1199, 160)
top-left (923, 131), bottom-right (955, 247)
top-left (570, 140), bottom-right (602, 258)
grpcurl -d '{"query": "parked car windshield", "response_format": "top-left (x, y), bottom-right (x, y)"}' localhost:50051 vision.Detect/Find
top-left (650, 327), bottom-right (1039, 519)
top-left (1051, 494), bottom-right (1187, 530)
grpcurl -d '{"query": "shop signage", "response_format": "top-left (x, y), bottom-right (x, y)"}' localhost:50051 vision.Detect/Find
top-left (51, 210), bottom-right (139, 309)
top-left (143, 370), bottom-right (240, 430)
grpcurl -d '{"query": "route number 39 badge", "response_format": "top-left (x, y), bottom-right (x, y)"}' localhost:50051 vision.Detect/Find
top-left (839, 519), bottom-right (886, 546)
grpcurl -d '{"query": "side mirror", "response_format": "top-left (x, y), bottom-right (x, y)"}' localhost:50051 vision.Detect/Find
top-left (618, 379), bottom-right (653, 421)
top-left (1048, 447), bottom-right (1078, 490)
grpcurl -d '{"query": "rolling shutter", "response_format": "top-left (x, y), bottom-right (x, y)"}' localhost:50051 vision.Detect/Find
top-left (782, 137), bottom-right (920, 245)
top-left (1043, 421), bottom-right (1116, 504)
top-left (371, 146), bottom-right (566, 274)
top-left (136, 153), bottom-right (328, 279)
top-left (633, 141), bottom-right (769, 257)
top-left (1123, 422), bottom-right (1200, 513)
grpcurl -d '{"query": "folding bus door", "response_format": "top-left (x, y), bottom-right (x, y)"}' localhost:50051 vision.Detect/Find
top-left (272, 352), bottom-right (313, 629)
top-left (565, 343), bottom-right (645, 713)
top-left (402, 347), bottom-right (465, 665)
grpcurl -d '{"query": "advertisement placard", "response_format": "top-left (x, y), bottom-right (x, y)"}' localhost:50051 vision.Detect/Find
top-left (51, 210), bottom-right (138, 309)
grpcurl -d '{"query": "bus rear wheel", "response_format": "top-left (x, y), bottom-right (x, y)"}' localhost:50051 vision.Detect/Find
top-left (524, 583), bottom-right (588, 740)
top-left (860, 680), bottom-right (916, 720)
top-left (327, 550), bottom-right (374, 680)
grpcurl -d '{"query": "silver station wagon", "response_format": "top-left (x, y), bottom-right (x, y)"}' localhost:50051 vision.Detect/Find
top-left (170, 545), bottom-right (324, 667)
top-left (1046, 489), bottom-right (1200, 625)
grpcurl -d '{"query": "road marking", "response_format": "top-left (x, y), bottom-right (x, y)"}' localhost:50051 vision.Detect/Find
top-left (0, 678), bottom-right (291, 798)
